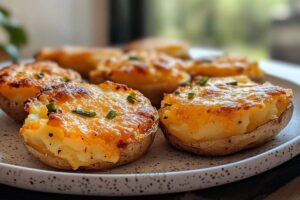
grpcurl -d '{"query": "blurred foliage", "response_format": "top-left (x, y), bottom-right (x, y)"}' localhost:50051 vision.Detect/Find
top-left (146, 0), bottom-right (289, 59)
top-left (0, 6), bottom-right (27, 62)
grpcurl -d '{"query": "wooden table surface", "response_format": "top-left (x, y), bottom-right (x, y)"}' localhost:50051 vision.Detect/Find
top-left (0, 60), bottom-right (300, 200)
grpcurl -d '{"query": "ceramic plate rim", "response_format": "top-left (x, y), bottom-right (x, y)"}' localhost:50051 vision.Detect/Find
top-left (0, 132), bottom-right (300, 178)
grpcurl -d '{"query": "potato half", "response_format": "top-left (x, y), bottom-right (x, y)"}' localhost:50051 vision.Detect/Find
top-left (89, 51), bottom-right (191, 106)
top-left (0, 61), bottom-right (82, 122)
top-left (187, 55), bottom-right (264, 81)
top-left (35, 46), bottom-right (123, 77)
top-left (20, 81), bottom-right (159, 170)
top-left (159, 76), bottom-right (293, 156)
top-left (123, 37), bottom-right (190, 59)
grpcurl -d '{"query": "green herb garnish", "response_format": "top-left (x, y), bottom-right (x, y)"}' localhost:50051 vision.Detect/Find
top-left (36, 72), bottom-right (45, 79)
top-left (187, 82), bottom-right (193, 88)
top-left (174, 91), bottom-right (180, 95)
top-left (106, 110), bottom-right (117, 119)
top-left (128, 55), bottom-right (143, 61)
top-left (46, 102), bottom-right (57, 114)
top-left (163, 103), bottom-right (172, 107)
top-left (72, 109), bottom-right (96, 117)
top-left (61, 77), bottom-right (71, 82)
top-left (196, 76), bottom-right (209, 86)
top-left (127, 92), bottom-right (137, 104)
top-left (188, 92), bottom-right (195, 100)
top-left (226, 81), bottom-right (238, 86)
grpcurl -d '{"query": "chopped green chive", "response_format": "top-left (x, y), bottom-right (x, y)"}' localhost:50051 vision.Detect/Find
top-left (187, 82), bottom-right (193, 88)
top-left (72, 109), bottom-right (96, 117)
top-left (226, 81), bottom-right (238, 86)
top-left (128, 55), bottom-right (143, 61)
top-left (127, 92), bottom-right (137, 104)
top-left (163, 103), bottom-right (172, 107)
top-left (127, 95), bottom-right (135, 104)
top-left (196, 76), bottom-right (209, 86)
top-left (174, 91), bottom-right (180, 95)
top-left (46, 102), bottom-right (57, 114)
top-left (36, 72), bottom-right (45, 79)
top-left (106, 110), bottom-right (117, 119)
top-left (61, 77), bottom-right (71, 82)
top-left (188, 92), bottom-right (195, 100)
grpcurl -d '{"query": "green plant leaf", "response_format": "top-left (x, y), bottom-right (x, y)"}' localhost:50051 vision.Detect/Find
top-left (0, 6), bottom-right (10, 17)
top-left (0, 44), bottom-right (20, 63)
top-left (0, 12), bottom-right (28, 48)
top-left (2, 23), bottom-right (27, 48)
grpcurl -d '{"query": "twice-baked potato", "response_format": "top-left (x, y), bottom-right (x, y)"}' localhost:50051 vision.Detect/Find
top-left (0, 61), bottom-right (82, 122)
top-left (123, 37), bottom-right (190, 59)
top-left (89, 51), bottom-right (191, 106)
top-left (159, 76), bottom-right (293, 156)
top-left (35, 46), bottom-right (123, 77)
top-left (187, 55), bottom-right (264, 81)
top-left (20, 81), bottom-right (159, 170)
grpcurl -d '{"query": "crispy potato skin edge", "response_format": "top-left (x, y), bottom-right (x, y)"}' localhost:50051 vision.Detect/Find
top-left (24, 116), bottom-right (159, 171)
top-left (160, 103), bottom-right (294, 156)
top-left (0, 93), bottom-right (26, 122)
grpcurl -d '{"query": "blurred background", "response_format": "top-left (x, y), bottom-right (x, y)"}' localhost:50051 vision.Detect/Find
top-left (0, 0), bottom-right (300, 63)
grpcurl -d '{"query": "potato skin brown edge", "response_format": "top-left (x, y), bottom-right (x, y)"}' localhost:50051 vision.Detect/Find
top-left (0, 93), bottom-right (26, 122)
top-left (160, 103), bottom-right (294, 156)
top-left (24, 117), bottom-right (159, 171)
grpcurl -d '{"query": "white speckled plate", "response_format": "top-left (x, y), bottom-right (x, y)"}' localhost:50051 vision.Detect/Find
top-left (0, 50), bottom-right (300, 196)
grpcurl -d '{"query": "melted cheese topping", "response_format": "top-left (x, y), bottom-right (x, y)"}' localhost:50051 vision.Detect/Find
top-left (187, 55), bottom-right (264, 79)
top-left (20, 81), bottom-right (158, 169)
top-left (159, 76), bottom-right (292, 143)
top-left (123, 37), bottom-right (190, 58)
top-left (36, 46), bottom-right (123, 77)
top-left (89, 51), bottom-right (190, 89)
top-left (0, 61), bottom-right (82, 102)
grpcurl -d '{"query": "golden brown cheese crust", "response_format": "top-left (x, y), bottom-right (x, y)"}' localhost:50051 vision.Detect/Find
top-left (35, 46), bottom-right (123, 77)
top-left (89, 51), bottom-right (191, 105)
top-left (0, 61), bottom-right (82, 121)
top-left (123, 37), bottom-right (190, 59)
top-left (187, 55), bottom-right (264, 80)
top-left (0, 61), bottom-right (81, 89)
top-left (25, 82), bottom-right (157, 142)
top-left (90, 51), bottom-right (190, 87)
top-left (159, 76), bottom-right (292, 143)
top-left (20, 82), bottom-right (158, 169)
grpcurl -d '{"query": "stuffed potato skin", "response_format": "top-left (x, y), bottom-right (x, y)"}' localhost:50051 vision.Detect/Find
top-left (159, 76), bottom-right (293, 155)
top-left (123, 37), bottom-right (190, 59)
top-left (20, 81), bottom-right (159, 170)
top-left (35, 46), bottom-right (123, 77)
top-left (89, 51), bottom-right (191, 106)
top-left (188, 55), bottom-right (264, 80)
top-left (0, 61), bottom-right (82, 122)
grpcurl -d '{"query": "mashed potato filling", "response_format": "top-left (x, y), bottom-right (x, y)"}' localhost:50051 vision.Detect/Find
top-left (159, 76), bottom-right (292, 143)
top-left (21, 105), bottom-right (120, 170)
top-left (20, 82), bottom-right (157, 170)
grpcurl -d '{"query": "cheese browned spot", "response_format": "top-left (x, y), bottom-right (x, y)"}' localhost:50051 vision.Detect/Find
top-left (159, 76), bottom-right (292, 143)
top-left (20, 81), bottom-right (158, 169)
